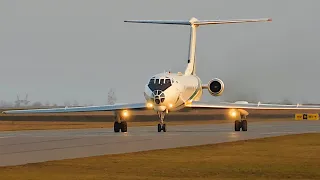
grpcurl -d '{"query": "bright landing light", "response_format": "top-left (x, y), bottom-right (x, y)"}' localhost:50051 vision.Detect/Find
top-left (229, 109), bottom-right (237, 117)
top-left (147, 103), bottom-right (153, 108)
top-left (122, 110), bottom-right (129, 117)
top-left (169, 104), bottom-right (173, 108)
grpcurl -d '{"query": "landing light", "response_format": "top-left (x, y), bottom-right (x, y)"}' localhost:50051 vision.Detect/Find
top-left (169, 104), bottom-right (173, 108)
top-left (229, 109), bottom-right (237, 117)
top-left (122, 110), bottom-right (129, 117)
top-left (147, 103), bottom-right (153, 108)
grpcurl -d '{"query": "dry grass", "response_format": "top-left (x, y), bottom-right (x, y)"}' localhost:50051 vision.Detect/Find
top-left (1, 133), bottom-right (320, 180)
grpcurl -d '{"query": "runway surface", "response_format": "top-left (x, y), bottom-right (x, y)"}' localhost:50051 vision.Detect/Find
top-left (1, 120), bottom-right (320, 167)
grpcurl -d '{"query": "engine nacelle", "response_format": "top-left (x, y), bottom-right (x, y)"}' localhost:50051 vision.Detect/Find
top-left (207, 78), bottom-right (224, 96)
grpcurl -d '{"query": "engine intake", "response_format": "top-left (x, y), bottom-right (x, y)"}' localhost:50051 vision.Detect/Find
top-left (208, 78), bottom-right (224, 96)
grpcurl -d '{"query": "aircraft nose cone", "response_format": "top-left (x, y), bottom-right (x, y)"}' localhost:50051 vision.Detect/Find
top-left (152, 90), bottom-right (165, 104)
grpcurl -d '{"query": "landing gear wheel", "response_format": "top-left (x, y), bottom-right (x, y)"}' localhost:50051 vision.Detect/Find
top-left (235, 120), bottom-right (241, 131)
top-left (114, 121), bottom-right (127, 133)
top-left (157, 123), bottom-right (167, 132)
top-left (241, 120), bottom-right (247, 131)
top-left (120, 121), bottom-right (128, 132)
top-left (162, 124), bottom-right (167, 132)
top-left (114, 122), bottom-right (121, 132)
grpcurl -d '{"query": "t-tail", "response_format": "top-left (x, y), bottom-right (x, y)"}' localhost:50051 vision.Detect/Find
top-left (124, 17), bottom-right (272, 75)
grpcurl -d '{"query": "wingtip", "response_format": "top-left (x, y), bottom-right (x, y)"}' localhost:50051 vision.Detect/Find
top-left (267, 18), bottom-right (272, 22)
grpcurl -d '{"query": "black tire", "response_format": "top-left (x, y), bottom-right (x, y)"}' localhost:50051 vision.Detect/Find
top-left (162, 124), bottom-right (167, 132)
top-left (114, 122), bottom-right (120, 132)
top-left (120, 121), bottom-right (128, 132)
top-left (158, 124), bottom-right (161, 132)
top-left (241, 120), bottom-right (247, 131)
top-left (235, 120), bottom-right (241, 131)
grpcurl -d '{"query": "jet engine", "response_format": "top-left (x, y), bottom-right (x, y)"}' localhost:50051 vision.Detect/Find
top-left (207, 78), bottom-right (224, 96)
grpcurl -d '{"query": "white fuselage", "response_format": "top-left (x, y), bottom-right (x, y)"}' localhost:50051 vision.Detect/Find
top-left (144, 72), bottom-right (202, 112)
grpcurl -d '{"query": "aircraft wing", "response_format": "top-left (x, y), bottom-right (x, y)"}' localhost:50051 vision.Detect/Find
top-left (2, 102), bottom-right (147, 114)
top-left (185, 101), bottom-right (320, 110)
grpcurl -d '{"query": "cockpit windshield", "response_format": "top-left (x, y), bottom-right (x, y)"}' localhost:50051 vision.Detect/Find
top-left (148, 77), bottom-right (172, 91)
top-left (160, 79), bottom-right (164, 85)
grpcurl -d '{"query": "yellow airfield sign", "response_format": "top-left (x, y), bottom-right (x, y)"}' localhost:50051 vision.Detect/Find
top-left (295, 113), bottom-right (319, 120)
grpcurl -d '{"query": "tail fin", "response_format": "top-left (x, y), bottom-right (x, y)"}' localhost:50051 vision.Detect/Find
top-left (124, 17), bottom-right (272, 75)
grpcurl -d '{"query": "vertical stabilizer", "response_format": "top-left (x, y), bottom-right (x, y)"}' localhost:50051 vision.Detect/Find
top-left (124, 17), bottom-right (272, 76)
top-left (184, 18), bottom-right (199, 75)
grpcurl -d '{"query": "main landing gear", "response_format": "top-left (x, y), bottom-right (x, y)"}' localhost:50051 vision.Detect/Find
top-left (114, 121), bottom-right (127, 132)
top-left (157, 111), bottom-right (167, 132)
top-left (234, 115), bottom-right (247, 131)
top-left (113, 111), bottom-right (128, 133)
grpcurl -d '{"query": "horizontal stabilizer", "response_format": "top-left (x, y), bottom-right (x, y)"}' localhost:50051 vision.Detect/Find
top-left (124, 19), bottom-right (191, 25)
top-left (124, 17), bottom-right (272, 26)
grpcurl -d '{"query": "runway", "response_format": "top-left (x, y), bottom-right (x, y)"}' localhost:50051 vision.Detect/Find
top-left (0, 120), bottom-right (320, 167)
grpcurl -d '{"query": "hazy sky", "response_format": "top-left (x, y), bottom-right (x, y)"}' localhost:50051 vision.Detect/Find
top-left (0, 0), bottom-right (319, 105)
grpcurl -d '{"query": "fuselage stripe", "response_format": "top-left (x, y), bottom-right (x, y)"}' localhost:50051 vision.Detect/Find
top-left (188, 76), bottom-right (201, 101)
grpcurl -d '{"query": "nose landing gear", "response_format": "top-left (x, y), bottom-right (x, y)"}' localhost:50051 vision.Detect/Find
top-left (157, 111), bottom-right (167, 132)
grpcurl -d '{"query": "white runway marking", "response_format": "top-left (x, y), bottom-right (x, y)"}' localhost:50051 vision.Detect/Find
top-left (0, 135), bottom-right (17, 139)
top-left (260, 131), bottom-right (294, 135)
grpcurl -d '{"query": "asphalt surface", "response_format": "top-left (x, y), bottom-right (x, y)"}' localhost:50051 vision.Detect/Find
top-left (0, 120), bottom-right (320, 167)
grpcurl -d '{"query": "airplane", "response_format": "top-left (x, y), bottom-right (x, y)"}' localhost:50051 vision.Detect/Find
top-left (4, 17), bottom-right (320, 133)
